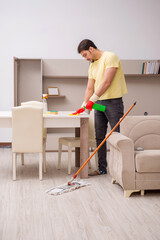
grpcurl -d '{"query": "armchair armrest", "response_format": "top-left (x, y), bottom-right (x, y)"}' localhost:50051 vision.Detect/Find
top-left (108, 132), bottom-right (133, 149)
top-left (108, 132), bottom-right (135, 190)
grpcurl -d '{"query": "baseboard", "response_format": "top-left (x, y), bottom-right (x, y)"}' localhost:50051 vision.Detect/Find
top-left (0, 144), bottom-right (73, 152)
top-left (46, 150), bottom-right (72, 152)
top-left (0, 143), bottom-right (109, 152)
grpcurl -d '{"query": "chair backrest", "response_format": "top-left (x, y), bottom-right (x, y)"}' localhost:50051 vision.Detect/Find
top-left (12, 106), bottom-right (43, 153)
top-left (21, 101), bottom-right (43, 107)
top-left (21, 101), bottom-right (47, 138)
top-left (88, 110), bottom-right (96, 140)
top-left (120, 116), bottom-right (160, 149)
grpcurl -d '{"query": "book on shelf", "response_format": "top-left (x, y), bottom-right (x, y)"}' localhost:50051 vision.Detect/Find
top-left (141, 62), bottom-right (145, 74)
top-left (142, 61), bottom-right (160, 74)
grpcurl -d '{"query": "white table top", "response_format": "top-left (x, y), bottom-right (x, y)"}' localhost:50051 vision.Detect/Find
top-left (43, 111), bottom-right (90, 118)
top-left (0, 111), bottom-right (90, 128)
top-left (0, 111), bottom-right (89, 118)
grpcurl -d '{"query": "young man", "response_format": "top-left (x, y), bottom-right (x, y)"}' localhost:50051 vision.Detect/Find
top-left (75, 39), bottom-right (127, 176)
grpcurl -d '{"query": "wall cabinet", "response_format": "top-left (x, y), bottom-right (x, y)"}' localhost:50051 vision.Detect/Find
top-left (14, 58), bottom-right (160, 150)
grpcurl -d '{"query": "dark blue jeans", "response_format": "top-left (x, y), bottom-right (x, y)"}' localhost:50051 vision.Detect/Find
top-left (94, 98), bottom-right (124, 171)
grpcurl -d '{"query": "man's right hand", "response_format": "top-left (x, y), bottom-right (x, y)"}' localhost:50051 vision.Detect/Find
top-left (71, 107), bottom-right (85, 115)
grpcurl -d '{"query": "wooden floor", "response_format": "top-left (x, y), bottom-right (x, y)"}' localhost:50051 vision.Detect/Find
top-left (0, 148), bottom-right (160, 240)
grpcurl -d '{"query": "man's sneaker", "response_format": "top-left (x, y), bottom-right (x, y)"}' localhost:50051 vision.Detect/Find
top-left (88, 168), bottom-right (107, 176)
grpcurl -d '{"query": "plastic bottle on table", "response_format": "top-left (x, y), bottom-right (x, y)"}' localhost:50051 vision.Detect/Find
top-left (42, 94), bottom-right (48, 114)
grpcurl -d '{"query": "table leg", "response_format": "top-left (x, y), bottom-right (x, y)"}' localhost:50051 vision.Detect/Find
top-left (75, 128), bottom-right (80, 167)
top-left (80, 118), bottom-right (89, 178)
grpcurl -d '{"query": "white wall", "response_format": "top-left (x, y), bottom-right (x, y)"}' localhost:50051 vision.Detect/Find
top-left (0, 0), bottom-right (160, 141)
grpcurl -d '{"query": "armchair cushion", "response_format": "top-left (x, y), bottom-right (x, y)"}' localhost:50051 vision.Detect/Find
top-left (135, 150), bottom-right (160, 173)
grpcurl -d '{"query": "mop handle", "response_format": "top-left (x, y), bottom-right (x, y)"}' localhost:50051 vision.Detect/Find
top-left (68, 102), bottom-right (136, 184)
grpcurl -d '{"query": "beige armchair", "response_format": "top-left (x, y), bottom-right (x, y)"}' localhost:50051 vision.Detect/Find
top-left (12, 106), bottom-right (44, 180)
top-left (21, 101), bottom-right (47, 172)
top-left (108, 115), bottom-right (160, 197)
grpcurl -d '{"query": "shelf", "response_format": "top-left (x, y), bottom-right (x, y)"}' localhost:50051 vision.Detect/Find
top-left (125, 74), bottom-right (160, 78)
top-left (47, 95), bottom-right (65, 99)
top-left (44, 74), bottom-right (160, 78)
top-left (44, 74), bottom-right (160, 79)
top-left (43, 75), bottom-right (87, 79)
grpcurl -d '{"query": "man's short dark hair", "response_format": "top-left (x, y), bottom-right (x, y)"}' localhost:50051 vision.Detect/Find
top-left (77, 39), bottom-right (97, 53)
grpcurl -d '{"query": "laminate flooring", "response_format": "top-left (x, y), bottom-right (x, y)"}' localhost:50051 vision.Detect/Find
top-left (0, 148), bottom-right (160, 240)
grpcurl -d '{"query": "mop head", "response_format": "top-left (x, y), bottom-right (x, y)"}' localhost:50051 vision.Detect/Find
top-left (46, 181), bottom-right (90, 196)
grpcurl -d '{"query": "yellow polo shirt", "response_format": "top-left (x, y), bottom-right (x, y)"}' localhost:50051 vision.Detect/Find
top-left (88, 51), bottom-right (127, 100)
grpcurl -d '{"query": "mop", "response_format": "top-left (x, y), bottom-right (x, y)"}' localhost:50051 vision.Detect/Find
top-left (46, 102), bottom-right (136, 195)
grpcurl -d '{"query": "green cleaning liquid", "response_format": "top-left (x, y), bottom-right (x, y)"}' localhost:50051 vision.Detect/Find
top-left (84, 103), bottom-right (106, 112)
top-left (92, 103), bottom-right (106, 112)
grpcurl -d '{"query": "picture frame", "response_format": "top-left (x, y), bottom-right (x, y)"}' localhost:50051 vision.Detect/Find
top-left (48, 87), bottom-right (59, 96)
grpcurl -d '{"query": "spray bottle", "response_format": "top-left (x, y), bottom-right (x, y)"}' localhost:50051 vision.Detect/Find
top-left (84, 102), bottom-right (106, 112)
top-left (42, 94), bottom-right (48, 114)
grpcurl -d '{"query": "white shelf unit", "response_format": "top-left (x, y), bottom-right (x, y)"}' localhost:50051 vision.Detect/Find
top-left (14, 58), bottom-right (160, 150)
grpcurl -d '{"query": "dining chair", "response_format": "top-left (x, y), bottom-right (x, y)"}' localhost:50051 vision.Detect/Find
top-left (12, 105), bottom-right (44, 180)
top-left (21, 101), bottom-right (47, 172)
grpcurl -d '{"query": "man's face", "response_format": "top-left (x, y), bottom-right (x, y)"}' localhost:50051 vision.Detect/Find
top-left (80, 48), bottom-right (95, 62)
